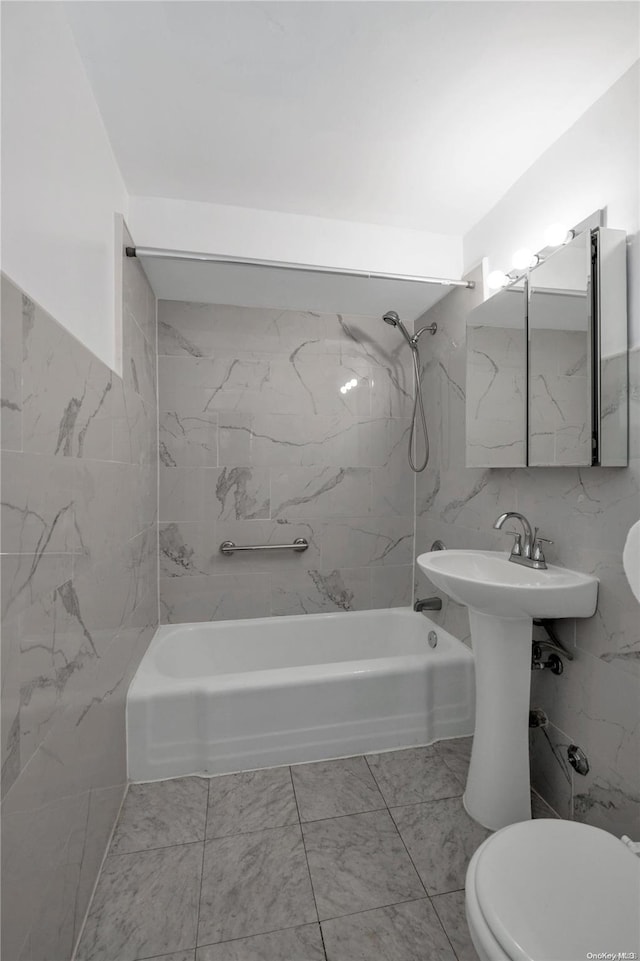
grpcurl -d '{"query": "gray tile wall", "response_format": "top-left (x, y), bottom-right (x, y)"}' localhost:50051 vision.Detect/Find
top-left (413, 265), bottom-right (640, 838)
top-left (157, 302), bottom-right (415, 622)
top-left (0, 231), bottom-right (158, 961)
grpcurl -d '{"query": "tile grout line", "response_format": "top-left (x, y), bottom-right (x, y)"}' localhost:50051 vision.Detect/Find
top-left (135, 948), bottom-right (197, 961)
top-left (314, 894), bottom-right (437, 926)
top-left (365, 754), bottom-right (480, 901)
top-left (195, 918), bottom-right (329, 953)
top-left (363, 754), bottom-right (429, 901)
top-left (194, 777), bottom-right (212, 954)
top-left (97, 837), bottom-right (206, 859)
top-left (70, 782), bottom-right (129, 961)
top-left (287, 765), bottom-right (327, 960)
top-left (430, 894), bottom-right (467, 961)
top-left (318, 889), bottom-right (480, 961)
top-left (363, 753), bottom-right (468, 961)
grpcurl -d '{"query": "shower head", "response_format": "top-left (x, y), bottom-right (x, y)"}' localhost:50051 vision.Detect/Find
top-left (382, 309), bottom-right (414, 347)
top-left (383, 310), bottom-right (438, 347)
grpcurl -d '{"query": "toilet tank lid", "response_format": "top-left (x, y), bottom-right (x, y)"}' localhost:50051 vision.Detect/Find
top-left (475, 819), bottom-right (640, 961)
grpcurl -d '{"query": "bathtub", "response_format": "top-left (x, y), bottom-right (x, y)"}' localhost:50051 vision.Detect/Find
top-left (127, 607), bottom-right (475, 781)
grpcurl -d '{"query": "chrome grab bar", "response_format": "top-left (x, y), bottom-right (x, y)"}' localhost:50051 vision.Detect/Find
top-left (219, 538), bottom-right (309, 556)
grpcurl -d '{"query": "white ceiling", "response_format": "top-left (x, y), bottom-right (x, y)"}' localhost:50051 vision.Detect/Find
top-left (67, 1), bottom-right (639, 236)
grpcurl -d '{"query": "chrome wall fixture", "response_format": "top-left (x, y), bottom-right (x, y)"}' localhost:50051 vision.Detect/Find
top-left (414, 597), bottom-right (443, 613)
top-left (567, 744), bottom-right (590, 776)
top-left (220, 538), bottom-right (309, 555)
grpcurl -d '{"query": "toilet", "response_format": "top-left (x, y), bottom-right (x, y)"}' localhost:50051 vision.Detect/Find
top-left (465, 818), bottom-right (640, 961)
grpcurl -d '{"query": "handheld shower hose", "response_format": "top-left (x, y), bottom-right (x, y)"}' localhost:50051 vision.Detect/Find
top-left (382, 310), bottom-right (435, 473)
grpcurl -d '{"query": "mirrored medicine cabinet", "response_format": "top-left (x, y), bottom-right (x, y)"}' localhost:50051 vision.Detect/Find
top-left (465, 226), bottom-right (628, 468)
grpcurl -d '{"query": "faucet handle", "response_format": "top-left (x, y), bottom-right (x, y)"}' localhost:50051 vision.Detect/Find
top-left (532, 530), bottom-right (553, 567)
top-left (504, 530), bottom-right (523, 556)
top-left (533, 527), bottom-right (554, 546)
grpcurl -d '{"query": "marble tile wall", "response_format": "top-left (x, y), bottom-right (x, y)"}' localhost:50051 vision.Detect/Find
top-left (157, 302), bottom-right (415, 622)
top-left (413, 265), bottom-right (640, 838)
top-left (0, 231), bottom-right (158, 961)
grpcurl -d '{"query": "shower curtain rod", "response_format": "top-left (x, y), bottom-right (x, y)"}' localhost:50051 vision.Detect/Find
top-left (125, 246), bottom-right (475, 289)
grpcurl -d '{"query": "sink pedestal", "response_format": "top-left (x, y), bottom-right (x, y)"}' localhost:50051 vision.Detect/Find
top-left (416, 548), bottom-right (598, 832)
top-left (463, 610), bottom-right (533, 831)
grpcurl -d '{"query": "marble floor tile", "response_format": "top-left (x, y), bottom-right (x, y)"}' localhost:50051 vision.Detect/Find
top-left (366, 747), bottom-right (464, 806)
top-left (196, 924), bottom-right (325, 960)
top-left (321, 898), bottom-right (457, 961)
top-left (75, 843), bottom-right (202, 961)
top-left (432, 890), bottom-right (481, 961)
top-left (198, 825), bottom-right (317, 945)
top-left (110, 777), bottom-right (209, 854)
top-left (434, 737), bottom-right (474, 782)
top-left (391, 798), bottom-right (490, 896)
top-left (206, 768), bottom-right (298, 839)
top-left (146, 954), bottom-right (196, 961)
top-left (301, 809), bottom-right (425, 920)
top-left (291, 756), bottom-right (385, 821)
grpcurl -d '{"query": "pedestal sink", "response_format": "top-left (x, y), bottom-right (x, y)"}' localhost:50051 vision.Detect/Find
top-left (417, 550), bottom-right (598, 831)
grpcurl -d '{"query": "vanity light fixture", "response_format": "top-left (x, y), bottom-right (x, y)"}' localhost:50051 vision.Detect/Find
top-left (487, 269), bottom-right (510, 290)
top-left (487, 269), bottom-right (521, 290)
top-left (486, 211), bottom-right (602, 298)
top-left (512, 248), bottom-right (540, 271)
top-left (543, 223), bottom-right (575, 247)
top-left (489, 226), bottom-right (566, 291)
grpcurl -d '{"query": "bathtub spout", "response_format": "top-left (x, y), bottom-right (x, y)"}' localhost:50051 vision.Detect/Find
top-left (414, 597), bottom-right (442, 613)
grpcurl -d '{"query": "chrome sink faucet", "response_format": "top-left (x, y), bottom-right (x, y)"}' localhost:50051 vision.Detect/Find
top-left (493, 512), bottom-right (552, 570)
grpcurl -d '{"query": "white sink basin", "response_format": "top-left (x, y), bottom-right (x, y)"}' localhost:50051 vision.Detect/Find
top-left (417, 549), bottom-right (598, 619)
top-left (416, 548), bottom-right (598, 832)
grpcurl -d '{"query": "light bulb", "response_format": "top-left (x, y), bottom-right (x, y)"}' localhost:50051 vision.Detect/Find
top-left (349, 378), bottom-right (358, 388)
top-left (340, 385), bottom-right (347, 395)
top-left (487, 270), bottom-right (509, 290)
top-left (512, 248), bottom-right (538, 271)
top-left (544, 223), bottom-right (574, 247)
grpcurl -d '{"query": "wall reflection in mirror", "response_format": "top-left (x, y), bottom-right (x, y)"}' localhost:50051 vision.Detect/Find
top-left (528, 229), bottom-right (591, 466)
top-left (465, 225), bottom-right (627, 468)
top-left (466, 282), bottom-right (527, 467)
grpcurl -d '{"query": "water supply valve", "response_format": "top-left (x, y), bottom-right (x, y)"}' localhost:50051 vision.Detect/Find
top-left (531, 642), bottom-right (563, 674)
top-left (567, 744), bottom-right (589, 776)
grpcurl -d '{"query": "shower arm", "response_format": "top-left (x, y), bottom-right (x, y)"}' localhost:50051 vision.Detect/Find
top-left (413, 323), bottom-right (438, 344)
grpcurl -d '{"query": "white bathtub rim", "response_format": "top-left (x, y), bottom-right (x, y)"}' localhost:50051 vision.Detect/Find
top-left (130, 645), bottom-right (473, 697)
top-left (154, 605), bottom-right (434, 640)
top-left (131, 607), bottom-right (473, 695)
